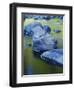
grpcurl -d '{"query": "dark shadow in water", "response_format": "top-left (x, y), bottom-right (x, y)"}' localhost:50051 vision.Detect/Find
top-left (33, 51), bottom-right (63, 67)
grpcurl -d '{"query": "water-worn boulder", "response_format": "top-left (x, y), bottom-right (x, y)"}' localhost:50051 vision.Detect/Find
top-left (24, 22), bottom-right (43, 36)
top-left (24, 14), bottom-right (63, 20)
top-left (24, 25), bottom-right (33, 36)
top-left (32, 15), bottom-right (50, 20)
top-left (58, 16), bottom-right (63, 20)
top-left (49, 16), bottom-right (55, 19)
top-left (32, 32), bottom-right (57, 54)
top-left (43, 25), bottom-right (51, 33)
top-left (24, 14), bottom-right (50, 20)
top-left (40, 49), bottom-right (63, 66)
top-left (24, 22), bottom-right (57, 55)
top-left (23, 14), bottom-right (33, 19)
top-left (24, 22), bottom-right (52, 36)
top-left (42, 15), bottom-right (50, 20)
top-left (33, 15), bottom-right (40, 19)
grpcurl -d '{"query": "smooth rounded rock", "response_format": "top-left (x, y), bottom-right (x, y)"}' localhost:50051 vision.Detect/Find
top-left (24, 22), bottom-right (43, 36)
top-left (40, 49), bottom-right (63, 66)
top-left (49, 16), bottom-right (55, 19)
top-left (58, 16), bottom-right (63, 20)
top-left (32, 33), bottom-right (57, 54)
top-left (43, 25), bottom-right (51, 33)
top-left (54, 29), bottom-right (61, 33)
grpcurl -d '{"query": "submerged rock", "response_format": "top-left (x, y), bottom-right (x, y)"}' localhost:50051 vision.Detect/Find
top-left (54, 29), bottom-right (61, 33)
top-left (40, 49), bottom-right (63, 66)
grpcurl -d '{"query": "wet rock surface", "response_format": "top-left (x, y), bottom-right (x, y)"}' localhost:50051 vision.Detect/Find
top-left (40, 49), bottom-right (63, 66)
top-left (23, 14), bottom-right (63, 20)
top-left (32, 33), bottom-right (57, 53)
top-left (24, 22), bottom-right (52, 36)
top-left (54, 29), bottom-right (61, 33)
top-left (24, 22), bottom-right (44, 36)
top-left (43, 25), bottom-right (51, 33)
top-left (24, 22), bottom-right (57, 54)
top-left (23, 20), bottom-right (63, 67)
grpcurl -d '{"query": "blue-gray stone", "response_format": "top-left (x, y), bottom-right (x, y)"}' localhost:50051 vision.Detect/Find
top-left (40, 49), bottom-right (63, 66)
top-left (24, 14), bottom-right (33, 18)
top-left (24, 22), bottom-right (57, 54)
top-left (58, 16), bottom-right (63, 20)
top-left (54, 29), bottom-right (61, 33)
top-left (32, 15), bottom-right (49, 20)
top-left (24, 25), bottom-right (32, 36)
top-left (43, 25), bottom-right (51, 33)
top-left (32, 33), bottom-right (57, 53)
top-left (42, 15), bottom-right (49, 20)
top-left (49, 16), bottom-right (55, 19)
top-left (24, 22), bottom-right (43, 36)
top-left (33, 15), bottom-right (40, 19)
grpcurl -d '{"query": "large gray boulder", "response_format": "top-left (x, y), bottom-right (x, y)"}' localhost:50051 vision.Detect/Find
top-left (24, 22), bottom-right (43, 36)
top-left (40, 49), bottom-right (63, 66)
top-left (43, 25), bottom-right (51, 33)
top-left (24, 22), bottom-right (51, 36)
top-left (24, 22), bottom-right (57, 54)
top-left (58, 16), bottom-right (63, 20)
top-left (32, 30), bottom-right (57, 54)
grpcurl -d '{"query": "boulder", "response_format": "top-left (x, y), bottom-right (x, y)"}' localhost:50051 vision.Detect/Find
top-left (43, 25), bottom-right (51, 33)
top-left (33, 15), bottom-right (40, 19)
top-left (24, 22), bottom-right (57, 54)
top-left (32, 32), bottom-right (57, 54)
top-left (24, 25), bottom-right (33, 36)
top-left (58, 16), bottom-right (63, 20)
top-left (24, 14), bottom-right (33, 18)
top-left (49, 16), bottom-right (55, 19)
top-left (32, 15), bottom-right (49, 20)
top-left (42, 15), bottom-right (50, 20)
top-left (24, 22), bottom-right (43, 36)
top-left (40, 49), bottom-right (63, 66)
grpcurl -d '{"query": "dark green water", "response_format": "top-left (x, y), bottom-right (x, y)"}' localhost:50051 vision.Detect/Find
top-left (24, 47), bottom-right (63, 75)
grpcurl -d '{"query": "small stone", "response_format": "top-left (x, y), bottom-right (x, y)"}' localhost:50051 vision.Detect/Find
top-left (54, 29), bottom-right (61, 33)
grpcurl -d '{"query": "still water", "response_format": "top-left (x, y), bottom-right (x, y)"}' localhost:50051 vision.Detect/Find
top-left (24, 47), bottom-right (63, 75)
